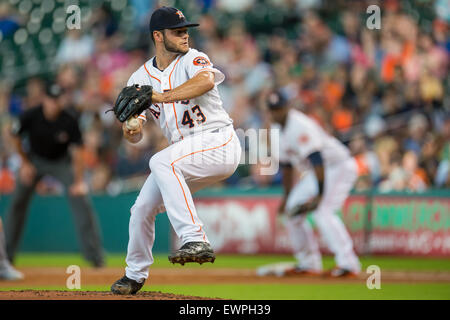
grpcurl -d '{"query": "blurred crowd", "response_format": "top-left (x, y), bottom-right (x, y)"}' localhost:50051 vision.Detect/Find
top-left (0, 0), bottom-right (449, 196)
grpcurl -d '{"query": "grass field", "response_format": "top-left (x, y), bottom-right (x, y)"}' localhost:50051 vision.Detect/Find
top-left (12, 253), bottom-right (450, 270)
top-left (1, 253), bottom-right (449, 300)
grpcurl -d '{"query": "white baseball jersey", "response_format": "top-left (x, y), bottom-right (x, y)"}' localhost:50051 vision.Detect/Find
top-left (127, 48), bottom-right (233, 144)
top-left (278, 109), bottom-right (352, 170)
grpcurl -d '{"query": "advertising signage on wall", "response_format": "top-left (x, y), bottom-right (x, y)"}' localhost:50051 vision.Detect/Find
top-left (189, 192), bottom-right (450, 256)
top-left (367, 196), bottom-right (449, 255)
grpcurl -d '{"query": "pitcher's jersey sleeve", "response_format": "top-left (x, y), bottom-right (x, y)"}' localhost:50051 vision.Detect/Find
top-left (126, 72), bottom-right (148, 122)
top-left (184, 49), bottom-right (225, 85)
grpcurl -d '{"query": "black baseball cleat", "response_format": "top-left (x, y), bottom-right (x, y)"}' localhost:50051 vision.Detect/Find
top-left (168, 241), bottom-right (216, 265)
top-left (111, 275), bottom-right (145, 295)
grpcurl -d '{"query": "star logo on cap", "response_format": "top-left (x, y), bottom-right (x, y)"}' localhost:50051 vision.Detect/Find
top-left (176, 10), bottom-right (185, 19)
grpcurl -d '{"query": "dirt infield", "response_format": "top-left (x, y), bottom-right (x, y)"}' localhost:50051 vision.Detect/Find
top-left (0, 267), bottom-right (449, 300)
top-left (0, 290), bottom-right (219, 300)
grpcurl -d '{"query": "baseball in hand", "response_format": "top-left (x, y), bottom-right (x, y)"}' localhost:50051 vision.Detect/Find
top-left (126, 117), bottom-right (140, 131)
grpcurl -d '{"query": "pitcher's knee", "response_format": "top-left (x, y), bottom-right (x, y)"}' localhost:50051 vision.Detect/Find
top-left (130, 202), bottom-right (157, 219)
top-left (149, 153), bottom-right (170, 174)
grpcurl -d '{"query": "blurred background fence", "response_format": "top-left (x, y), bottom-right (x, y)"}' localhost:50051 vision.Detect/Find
top-left (0, 188), bottom-right (448, 256)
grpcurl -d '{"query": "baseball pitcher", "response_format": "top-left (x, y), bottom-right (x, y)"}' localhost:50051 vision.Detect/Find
top-left (110, 7), bottom-right (242, 295)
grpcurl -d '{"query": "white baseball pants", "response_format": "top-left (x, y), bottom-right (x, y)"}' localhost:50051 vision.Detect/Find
top-left (125, 125), bottom-right (241, 282)
top-left (284, 158), bottom-right (361, 272)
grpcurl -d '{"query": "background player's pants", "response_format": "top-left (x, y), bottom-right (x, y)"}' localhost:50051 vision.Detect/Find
top-left (4, 154), bottom-right (105, 266)
top-left (125, 125), bottom-right (241, 282)
top-left (284, 157), bottom-right (361, 272)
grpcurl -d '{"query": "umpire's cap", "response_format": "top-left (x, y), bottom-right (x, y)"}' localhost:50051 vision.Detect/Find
top-left (267, 91), bottom-right (288, 110)
top-left (150, 7), bottom-right (199, 33)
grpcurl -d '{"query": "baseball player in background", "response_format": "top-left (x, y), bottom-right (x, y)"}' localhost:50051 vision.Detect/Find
top-left (267, 91), bottom-right (361, 277)
top-left (110, 7), bottom-right (241, 295)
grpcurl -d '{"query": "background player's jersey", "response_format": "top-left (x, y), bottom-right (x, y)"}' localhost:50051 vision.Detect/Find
top-left (127, 48), bottom-right (233, 144)
top-left (278, 109), bottom-right (351, 170)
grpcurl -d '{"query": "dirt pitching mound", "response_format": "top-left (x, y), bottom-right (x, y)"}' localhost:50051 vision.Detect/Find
top-left (0, 290), bottom-right (222, 300)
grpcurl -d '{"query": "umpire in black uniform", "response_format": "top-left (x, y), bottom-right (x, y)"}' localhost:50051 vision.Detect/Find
top-left (4, 83), bottom-right (105, 267)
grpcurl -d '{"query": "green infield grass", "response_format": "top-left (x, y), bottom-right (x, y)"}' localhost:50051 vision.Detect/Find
top-left (12, 253), bottom-right (450, 271)
top-left (136, 283), bottom-right (450, 300)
